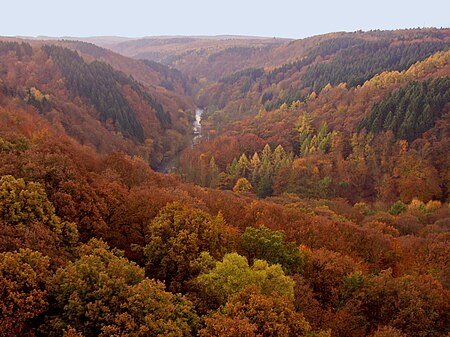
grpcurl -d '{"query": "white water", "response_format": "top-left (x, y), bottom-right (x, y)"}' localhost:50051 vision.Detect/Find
top-left (155, 107), bottom-right (204, 173)
top-left (192, 108), bottom-right (203, 145)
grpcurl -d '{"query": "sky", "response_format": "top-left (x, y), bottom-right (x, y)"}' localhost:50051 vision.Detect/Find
top-left (2, 0), bottom-right (449, 39)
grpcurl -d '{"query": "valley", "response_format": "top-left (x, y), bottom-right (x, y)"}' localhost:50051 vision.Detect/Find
top-left (156, 107), bottom-right (204, 173)
top-left (0, 27), bottom-right (449, 337)
top-left (193, 107), bottom-right (204, 145)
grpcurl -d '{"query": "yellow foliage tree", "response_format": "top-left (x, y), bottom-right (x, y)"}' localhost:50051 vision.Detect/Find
top-left (233, 177), bottom-right (252, 193)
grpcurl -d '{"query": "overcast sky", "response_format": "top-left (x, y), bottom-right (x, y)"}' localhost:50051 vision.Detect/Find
top-left (2, 0), bottom-right (449, 39)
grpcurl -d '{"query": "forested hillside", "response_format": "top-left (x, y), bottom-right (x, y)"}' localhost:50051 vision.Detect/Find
top-left (1, 29), bottom-right (449, 337)
top-left (61, 40), bottom-right (195, 98)
top-left (1, 95), bottom-right (449, 337)
top-left (196, 30), bottom-right (449, 128)
top-left (180, 51), bottom-right (450, 203)
top-left (360, 77), bottom-right (450, 142)
top-left (0, 39), bottom-right (195, 166)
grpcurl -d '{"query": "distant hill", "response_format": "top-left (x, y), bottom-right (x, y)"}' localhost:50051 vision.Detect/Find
top-left (192, 28), bottom-right (450, 126)
top-left (94, 36), bottom-right (289, 80)
top-left (87, 29), bottom-right (448, 83)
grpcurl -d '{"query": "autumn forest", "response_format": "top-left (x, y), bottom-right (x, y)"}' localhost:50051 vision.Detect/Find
top-left (0, 28), bottom-right (449, 337)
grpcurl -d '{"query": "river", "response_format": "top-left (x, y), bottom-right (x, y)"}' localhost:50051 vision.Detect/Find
top-left (155, 107), bottom-right (203, 173)
top-left (192, 108), bottom-right (204, 145)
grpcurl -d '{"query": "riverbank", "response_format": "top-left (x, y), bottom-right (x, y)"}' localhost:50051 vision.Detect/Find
top-left (155, 107), bottom-right (204, 173)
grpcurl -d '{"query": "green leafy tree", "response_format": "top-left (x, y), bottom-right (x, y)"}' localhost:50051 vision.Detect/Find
top-left (388, 201), bottom-right (407, 215)
top-left (239, 226), bottom-right (306, 274)
top-left (46, 239), bottom-right (145, 336)
top-left (47, 238), bottom-right (197, 336)
top-left (256, 175), bottom-right (273, 198)
top-left (233, 177), bottom-right (252, 193)
top-left (196, 253), bottom-right (294, 307)
top-left (227, 158), bottom-right (241, 181)
top-left (144, 202), bottom-right (231, 292)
